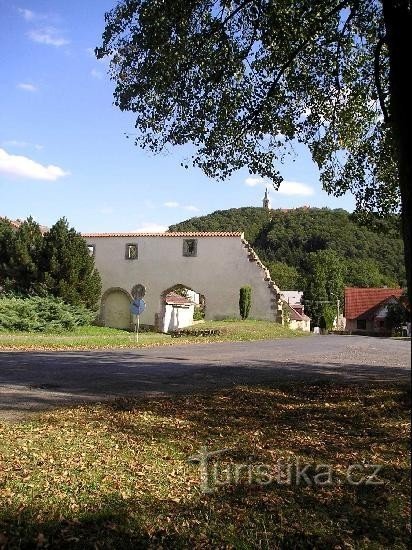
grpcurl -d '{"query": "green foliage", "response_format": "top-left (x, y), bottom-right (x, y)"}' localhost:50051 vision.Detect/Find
top-left (40, 218), bottom-right (102, 310)
top-left (386, 299), bottom-right (410, 333)
top-left (301, 249), bottom-right (345, 328)
top-left (170, 207), bottom-right (405, 288)
top-left (0, 217), bottom-right (43, 295)
top-left (0, 217), bottom-right (102, 310)
top-left (97, 1), bottom-right (398, 214)
top-left (267, 261), bottom-right (300, 290)
top-left (0, 296), bottom-right (95, 333)
top-left (193, 307), bottom-right (205, 321)
top-left (344, 258), bottom-right (398, 288)
top-left (239, 286), bottom-right (252, 320)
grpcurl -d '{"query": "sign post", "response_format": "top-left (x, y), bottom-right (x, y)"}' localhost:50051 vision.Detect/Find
top-left (130, 285), bottom-right (146, 344)
top-left (130, 298), bottom-right (146, 344)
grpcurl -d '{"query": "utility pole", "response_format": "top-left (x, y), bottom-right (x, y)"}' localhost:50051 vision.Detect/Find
top-left (336, 297), bottom-right (340, 330)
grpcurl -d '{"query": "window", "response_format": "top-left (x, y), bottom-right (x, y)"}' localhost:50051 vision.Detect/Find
top-left (87, 244), bottom-right (95, 257)
top-left (125, 243), bottom-right (138, 260)
top-left (183, 239), bottom-right (197, 257)
top-left (356, 319), bottom-right (366, 330)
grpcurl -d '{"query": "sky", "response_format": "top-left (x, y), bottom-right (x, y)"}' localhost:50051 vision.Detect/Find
top-left (0, 0), bottom-right (356, 233)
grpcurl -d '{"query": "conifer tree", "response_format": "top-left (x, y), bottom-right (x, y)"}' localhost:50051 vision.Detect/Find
top-left (40, 218), bottom-right (102, 309)
top-left (0, 218), bottom-right (43, 295)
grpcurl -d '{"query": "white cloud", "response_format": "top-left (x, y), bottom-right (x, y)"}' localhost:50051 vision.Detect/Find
top-left (2, 140), bottom-right (44, 150)
top-left (90, 69), bottom-right (103, 79)
top-left (245, 177), bottom-right (265, 187)
top-left (163, 201), bottom-right (199, 212)
top-left (17, 82), bottom-right (37, 92)
top-left (28, 27), bottom-right (69, 47)
top-left (244, 176), bottom-right (314, 196)
top-left (278, 181), bottom-right (314, 196)
top-left (134, 223), bottom-right (167, 233)
top-left (18, 8), bottom-right (35, 21)
top-left (0, 148), bottom-right (69, 181)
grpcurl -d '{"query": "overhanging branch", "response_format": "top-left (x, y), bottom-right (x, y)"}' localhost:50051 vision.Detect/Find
top-left (374, 35), bottom-right (390, 124)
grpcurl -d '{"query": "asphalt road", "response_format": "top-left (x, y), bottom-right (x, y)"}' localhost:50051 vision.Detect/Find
top-left (0, 335), bottom-right (410, 420)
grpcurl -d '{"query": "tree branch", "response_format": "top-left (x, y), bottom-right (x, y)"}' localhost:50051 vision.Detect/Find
top-left (248, 0), bottom-right (350, 126)
top-left (334, 0), bottom-right (358, 93)
top-left (374, 34), bottom-right (390, 124)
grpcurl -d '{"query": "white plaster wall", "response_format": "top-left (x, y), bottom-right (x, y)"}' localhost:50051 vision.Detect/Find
top-left (85, 235), bottom-right (278, 326)
top-left (289, 319), bottom-right (311, 332)
top-left (163, 304), bottom-right (194, 332)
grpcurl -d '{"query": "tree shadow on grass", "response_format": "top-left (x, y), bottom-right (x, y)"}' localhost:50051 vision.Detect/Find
top-left (1, 470), bottom-right (410, 549)
top-left (0, 382), bottom-right (410, 549)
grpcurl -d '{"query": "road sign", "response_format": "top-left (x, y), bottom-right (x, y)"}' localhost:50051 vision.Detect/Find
top-left (131, 284), bottom-right (146, 300)
top-left (130, 299), bottom-right (146, 315)
top-left (130, 299), bottom-right (146, 343)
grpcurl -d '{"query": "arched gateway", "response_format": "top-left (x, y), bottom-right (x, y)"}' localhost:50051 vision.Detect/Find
top-left (83, 231), bottom-right (283, 329)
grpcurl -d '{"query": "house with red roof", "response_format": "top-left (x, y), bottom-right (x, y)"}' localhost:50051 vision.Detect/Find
top-left (344, 287), bottom-right (406, 334)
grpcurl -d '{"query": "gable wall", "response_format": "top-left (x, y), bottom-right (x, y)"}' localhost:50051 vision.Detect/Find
top-left (85, 235), bottom-right (281, 327)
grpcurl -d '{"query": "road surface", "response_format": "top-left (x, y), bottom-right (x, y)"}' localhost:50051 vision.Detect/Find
top-left (0, 335), bottom-right (410, 420)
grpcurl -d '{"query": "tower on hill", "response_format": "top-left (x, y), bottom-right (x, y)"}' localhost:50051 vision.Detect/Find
top-left (262, 187), bottom-right (271, 209)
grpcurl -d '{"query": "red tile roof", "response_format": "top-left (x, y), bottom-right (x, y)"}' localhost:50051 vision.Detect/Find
top-left (344, 287), bottom-right (404, 319)
top-left (165, 292), bottom-right (194, 305)
top-left (82, 231), bottom-right (243, 238)
top-left (282, 301), bottom-right (310, 321)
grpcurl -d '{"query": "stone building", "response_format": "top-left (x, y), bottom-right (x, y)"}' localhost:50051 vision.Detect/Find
top-left (83, 231), bottom-right (283, 330)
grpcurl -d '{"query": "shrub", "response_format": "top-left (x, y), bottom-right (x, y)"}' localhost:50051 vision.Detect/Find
top-left (193, 306), bottom-right (205, 321)
top-left (0, 296), bottom-right (95, 333)
top-left (239, 286), bottom-right (252, 320)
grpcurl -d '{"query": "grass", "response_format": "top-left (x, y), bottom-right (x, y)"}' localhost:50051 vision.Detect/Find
top-left (0, 382), bottom-right (410, 548)
top-left (0, 320), bottom-right (307, 351)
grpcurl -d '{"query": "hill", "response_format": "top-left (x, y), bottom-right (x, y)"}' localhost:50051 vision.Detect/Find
top-left (169, 207), bottom-right (405, 289)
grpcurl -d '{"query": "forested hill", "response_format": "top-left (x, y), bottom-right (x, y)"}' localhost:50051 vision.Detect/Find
top-left (169, 207), bottom-right (405, 289)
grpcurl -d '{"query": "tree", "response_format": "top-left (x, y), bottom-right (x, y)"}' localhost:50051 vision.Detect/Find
top-left (170, 206), bottom-right (405, 286)
top-left (0, 218), bottom-right (43, 295)
top-left (97, 0), bottom-right (411, 303)
top-left (0, 218), bottom-right (16, 293)
top-left (267, 261), bottom-right (300, 290)
top-left (239, 285), bottom-right (252, 319)
top-left (344, 258), bottom-right (398, 287)
top-left (40, 218), bottom-right (102, 310)
top-left (386, 297), bottom-right (410, 333)
top-left (302, 249), bottom-right (345, 328)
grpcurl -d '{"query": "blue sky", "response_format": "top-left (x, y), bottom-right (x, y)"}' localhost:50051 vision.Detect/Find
top-left (0, 0), bottom-right (355, 233)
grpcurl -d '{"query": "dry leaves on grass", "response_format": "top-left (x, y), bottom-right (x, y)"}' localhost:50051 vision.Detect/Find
top-left (0, 383), bottom-right (410, 548)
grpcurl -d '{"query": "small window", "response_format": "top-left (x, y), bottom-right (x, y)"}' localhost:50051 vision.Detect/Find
top-left (125, 243), bottom-right (138, 260)
top-left (183, 239), bottom-right (197, 257)
top-left (356, 319), bottom-right (367, 330)
top-left (87, 244), bottom-right (95, 257)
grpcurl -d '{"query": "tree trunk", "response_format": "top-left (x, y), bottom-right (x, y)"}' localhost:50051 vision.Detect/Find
top-left (382, 0), bottom-right (412, 303)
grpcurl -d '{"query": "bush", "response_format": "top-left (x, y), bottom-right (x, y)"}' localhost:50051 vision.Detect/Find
top-left (193, 306), bottom-right (205, 321)
top-left (239, 286), bottom-right (252, 320)
top-left (0, 296), bottom-right (95, 333)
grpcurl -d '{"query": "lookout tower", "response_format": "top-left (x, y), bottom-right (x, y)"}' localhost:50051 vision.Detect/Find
top-left (262, 187), bottom-right (271, 209)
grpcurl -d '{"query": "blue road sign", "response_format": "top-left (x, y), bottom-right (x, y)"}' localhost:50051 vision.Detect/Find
top-left (130, 299), bottom-right (146, 316)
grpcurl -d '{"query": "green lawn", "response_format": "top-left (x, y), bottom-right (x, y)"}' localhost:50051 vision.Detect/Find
top-left (0, 383), bottom-right (410, 548)
top-left (0, 320), bottom-right (307, 350)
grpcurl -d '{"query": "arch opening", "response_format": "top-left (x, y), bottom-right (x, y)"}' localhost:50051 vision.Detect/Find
top-left (159, 284), bottom-right (206, 333)
top-left (101, 287), bottom-right (132, 330)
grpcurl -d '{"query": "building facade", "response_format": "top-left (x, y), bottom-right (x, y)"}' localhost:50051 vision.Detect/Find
top-left (344, 287), bottom-right (405, 334)
top-left (83, 231), bottom-right (283, 330)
